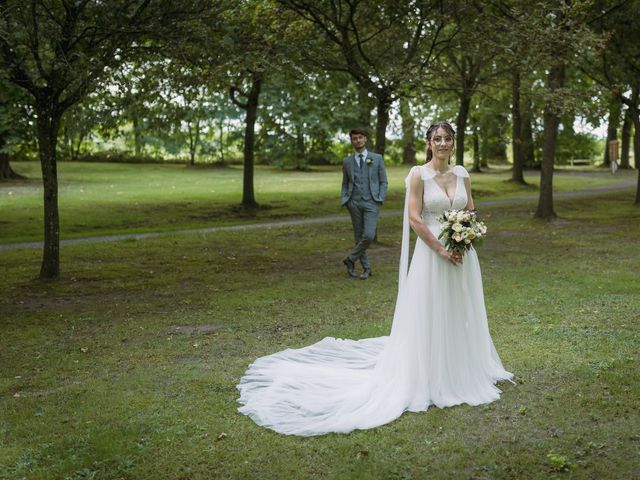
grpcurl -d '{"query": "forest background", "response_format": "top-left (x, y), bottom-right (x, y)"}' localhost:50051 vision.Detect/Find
top-left (2, 0), bottom-right (640, 281)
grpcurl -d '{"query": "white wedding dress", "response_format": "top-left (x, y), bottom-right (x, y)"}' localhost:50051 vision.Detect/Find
top-left (237, 165), bottom-right (513, 436)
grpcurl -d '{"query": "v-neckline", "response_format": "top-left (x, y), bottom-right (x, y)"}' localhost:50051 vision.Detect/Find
top-left (426, 167), bottom-right (458, 206)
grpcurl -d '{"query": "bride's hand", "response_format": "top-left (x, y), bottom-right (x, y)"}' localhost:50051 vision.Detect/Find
top-left (439, 248), bottom-right (462, 265)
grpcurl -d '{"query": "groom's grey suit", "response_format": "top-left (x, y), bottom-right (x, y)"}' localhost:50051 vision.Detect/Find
top-left (341, 150), bottom-right (388, 271)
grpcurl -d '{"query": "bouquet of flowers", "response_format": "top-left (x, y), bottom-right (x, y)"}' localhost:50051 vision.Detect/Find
top-left (438, 209), bottom-right (487, 255)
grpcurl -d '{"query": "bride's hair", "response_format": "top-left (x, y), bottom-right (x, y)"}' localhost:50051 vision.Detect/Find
top-left (425, 122), bottom-right (456, 162)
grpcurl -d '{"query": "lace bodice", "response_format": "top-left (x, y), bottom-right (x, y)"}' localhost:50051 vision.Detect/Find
top-left (417, 165), bottom-right (470, 226)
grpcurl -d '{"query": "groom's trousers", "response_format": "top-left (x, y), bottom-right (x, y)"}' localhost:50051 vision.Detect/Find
top-left (346, 198), bottom-right (380, 269)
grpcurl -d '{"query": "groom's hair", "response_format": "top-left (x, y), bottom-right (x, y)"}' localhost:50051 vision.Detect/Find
top-left (349, 128), bottom-right (368, 138)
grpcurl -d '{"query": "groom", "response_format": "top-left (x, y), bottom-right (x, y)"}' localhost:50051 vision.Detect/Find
top-left (341, 128), bottom-right (388, 280)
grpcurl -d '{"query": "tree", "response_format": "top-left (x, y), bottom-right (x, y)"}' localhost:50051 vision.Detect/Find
top-left (486, 3), bottom-right (563, 183)
top-left (205, 0), bottom-right (295, 208)
top-left (521, 92), bottom-right (537, 168)
top-left (59, 96), bottom-right (105, 161)
top-left (399, 97), bottom-right (416, 165)
top-left (584, 0), bottom-right (640, 203)
top-left (445, 49), bottom-right (484, 167)
top-left (602, 96), bottom-right (621, 167)
top-left (476, 2), bottom-right (531, 181)
top-left (0, 0), bottom-right (210, 278)
top-left (468, 89), bottom-right (509, 169)
top-left (529, 0), bottom-right (603, 219)
top-left (510, 69), bottom-right (525, 181)
top-left (0, 74), bottom-right (30, 180)
top-left (230, 71), bottom-right (263, 207)
top-left (148, 61), bottom-right (220, 165)
top-left (103, 60), bottom-right (158, 158)
top-left (280, 0), bottom-right (453, 155)
top-left (258, 70), bottom-right (362, 168)
top-left (536, 62), bottom-right (566, 217)
top-left (435, 2), bottom-right (502, 167)
top-left (620, 106), bottom-right (632, 169)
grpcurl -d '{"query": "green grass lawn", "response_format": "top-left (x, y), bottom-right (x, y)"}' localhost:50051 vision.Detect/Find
top-left (1, 166), bottom-right (639, 479)
top-left (0, 161), bottom-right (628, 243)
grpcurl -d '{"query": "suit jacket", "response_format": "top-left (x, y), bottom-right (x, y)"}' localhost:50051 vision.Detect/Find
top-left (341, 151), bottom-right (388, 205)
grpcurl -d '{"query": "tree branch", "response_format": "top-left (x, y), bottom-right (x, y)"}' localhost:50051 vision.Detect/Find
top-left (30, 0), bottom-right (49, 82)
top-left (230, 85), bottom-right (248, 109)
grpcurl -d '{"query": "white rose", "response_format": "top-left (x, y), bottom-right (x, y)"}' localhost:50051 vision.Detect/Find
top-left (452, 223), bottom-right (463, 232)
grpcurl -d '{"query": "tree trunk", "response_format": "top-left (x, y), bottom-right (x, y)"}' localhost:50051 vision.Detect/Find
top-left (620, 108), bottom-right (631, 169)
top-left (635, 118), bottom-right (640, 170)
top-left (0, 154), bottom-right (23, 180)
top-left (188, 125), bottom-right (196, 166)
top-left (0, 134), bottom-right (25, 180)
top-left (0, 154), bottom-right (26, 180)
top-left (373, 92), bottom-right (392, 155)
top-left (63, 126), bottom-right (84, 162)
top-left (632, 113), bottom-right (640, 204)
top-left (35, 102), bottom-right (63, 278)
top-left (72, 133), bottom-right (83, 161)
top-left (133, 117), bottom-right (143, 157)
top-left (187, 120), bottom-right (200, 166)
top-left (479, 124), bottom-right (488, 168)
top-left (357, 84), bottom-right (373, 130)
top-left (480, 146), bottom-right (488, 168)
top-left (472, 123), bottom-right (481, 173)
top-left (295, 124), bottom-right (305, 170)
top-left (511, 70), bottom-right (526, 183)
top-left (218, 119), bottom-right (226, 165)
top-left (62, 127), bottom-right (72, 161)
top-left (522, 94), bottom-right (536, 167)
top-left (535, 63), bottom-right (565, 219)
top-left (242, 73), bottom-right (262, 208)
top-left (455, 93), bottom-right (471, 166)
top-left (485, 116), bottom-right (507, 164)
top-left (399, 97), bottom-right (416, 165)
top-left (603, 99), bottom-right (621, 167)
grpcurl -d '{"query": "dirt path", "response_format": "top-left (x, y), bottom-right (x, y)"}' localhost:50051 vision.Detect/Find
top-left (1, 178), bottom-right (635, 252)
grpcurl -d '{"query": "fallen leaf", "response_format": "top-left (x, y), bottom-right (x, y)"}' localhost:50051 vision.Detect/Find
top-left (355, 450), bottom-right (368, 459)
top-left (217, 432), bottom-right (227, 441)
top-left (80, 347), bottom-right (89, 353)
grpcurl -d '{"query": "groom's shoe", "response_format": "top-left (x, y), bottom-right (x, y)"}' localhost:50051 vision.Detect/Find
top-left (359, 268), bottom-right (372, 280)
top-left (343, 257), bottom-right (357, 278)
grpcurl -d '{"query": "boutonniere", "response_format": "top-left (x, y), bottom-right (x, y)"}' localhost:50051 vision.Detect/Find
top-left (366, 157), bottom-right (373, 165)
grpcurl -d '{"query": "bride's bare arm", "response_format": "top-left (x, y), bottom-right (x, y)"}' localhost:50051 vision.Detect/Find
top-left (408, 170), bottom-right (461, 265)
top-left (463, 177), bottom-right (475, 210)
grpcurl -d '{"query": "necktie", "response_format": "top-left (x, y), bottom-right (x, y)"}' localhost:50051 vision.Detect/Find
top-left (358, 153), bottom-right (364, 168)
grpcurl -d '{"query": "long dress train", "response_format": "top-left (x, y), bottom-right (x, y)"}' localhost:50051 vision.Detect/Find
top-left (236, 165), bottom-right (513, 436)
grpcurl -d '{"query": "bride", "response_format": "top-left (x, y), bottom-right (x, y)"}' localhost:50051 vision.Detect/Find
top-left (237, 121), bottom-right (513, 436)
